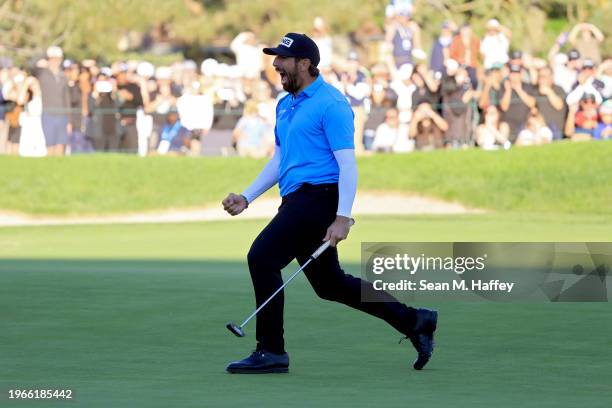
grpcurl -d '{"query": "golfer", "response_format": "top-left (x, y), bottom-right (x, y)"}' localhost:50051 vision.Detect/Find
top-left (222, 33), bottom-right (437, 374)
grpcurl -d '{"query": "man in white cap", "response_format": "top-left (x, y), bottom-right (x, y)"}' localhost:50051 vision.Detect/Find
top-left (36, 46), bottom-right (70, 155)
top-left (480, 19), bottom-right (512, 70)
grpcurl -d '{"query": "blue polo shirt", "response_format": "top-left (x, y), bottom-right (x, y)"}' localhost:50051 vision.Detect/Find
top-left (275, 75), bottom-right (355, 197)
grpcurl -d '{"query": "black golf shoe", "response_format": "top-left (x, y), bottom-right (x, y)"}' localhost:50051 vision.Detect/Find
top-left (226, 348), bottom-right (289, 374)
top-left (402, 308), bottom-right (438, 370)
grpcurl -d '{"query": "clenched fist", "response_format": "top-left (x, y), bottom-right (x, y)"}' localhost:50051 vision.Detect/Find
top-left (222, 193), bottom-right (248, 216)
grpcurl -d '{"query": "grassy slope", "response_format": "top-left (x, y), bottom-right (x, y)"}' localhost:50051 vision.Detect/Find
top-left (1, 214), bottom-right (612, 261)
top-left (1, 219), bottom-right (611, 408)
top-left (1, 141), bottom-right (611, 215)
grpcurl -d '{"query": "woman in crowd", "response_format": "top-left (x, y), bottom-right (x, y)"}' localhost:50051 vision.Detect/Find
top-left (17, 74), bottom-right (47, 157)
top-left (515, 108), bottom-right (553, 146)
top-left (565, 93), bottom-right (600, 140)
top-left (372, 107), bottom-right (412, 153)
top-left (409, 102), bottom-right (448, 150)
top-left (476, 105), bottom-right (510, 150)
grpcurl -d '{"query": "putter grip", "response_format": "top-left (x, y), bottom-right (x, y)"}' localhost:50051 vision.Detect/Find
top-left (312, 240), bottom-right (331, 259)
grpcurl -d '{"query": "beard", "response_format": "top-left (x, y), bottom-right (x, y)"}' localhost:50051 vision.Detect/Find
top-left (279, 66), bottom-right (300, 94)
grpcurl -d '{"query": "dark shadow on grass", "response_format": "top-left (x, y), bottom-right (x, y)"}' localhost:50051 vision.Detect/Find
top-left (0, 259), bottom-right (362, 275)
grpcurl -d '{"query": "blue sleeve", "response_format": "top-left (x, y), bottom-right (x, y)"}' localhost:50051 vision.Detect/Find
top-left (322, 101), bottom-right (355, 151)
top-left (593, 124), bottom-right (604, 140)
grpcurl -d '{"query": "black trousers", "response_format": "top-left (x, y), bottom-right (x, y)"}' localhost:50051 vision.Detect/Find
top-left (248, 183), bottom-right (417, 354)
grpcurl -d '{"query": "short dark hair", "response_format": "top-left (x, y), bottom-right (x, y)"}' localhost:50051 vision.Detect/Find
top-left (308, 63), bottom-right (320, 77)
top-left (297, 57), bottom-right (320, 77)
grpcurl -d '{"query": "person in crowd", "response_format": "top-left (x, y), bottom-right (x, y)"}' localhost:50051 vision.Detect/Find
top-left (148, 66), bottom-right (178, 149)
top-left (0, 66), bottom-right (11, 154)
top-left (65, 61), bottom-right (92, 153)
top-left (211, 65), bottom-right (246, 136)
top-left (16, 74), bottom-right (47, 157)
top-left (507, 50), bottom-right (539, 85)
top-left (449, 24), bottom-right (480, 89)
top-left (480, 19), bottom-right (511, 70)
top-left (568, 22), bottom-right (605, 64)
top-left (566, 59), bottom-right (605, 105)
top-left (565, 93), bottom-right (600, 140)
top-left (476, 105), bottom-right (510, 150)
top-left (500, 64), bottom-right (537, 142)
top-left (115, 64), bottom-right (144, 153)
top-left (341, 52), bottom-right (371, 154)
top-left (231, 31), bottom-right (263, 80)
top-left (390, 63), bottom-right (416, 124)
top-left (430, 21), bottom-right (455, 78)
top-left (440, 60), bottom-right (477, 147)
top-left (550, 47), bottom-right (582, 94)
top-left (410, 63), bottom-right (439, 110)
top-left (2, 69), bottom-right (24, 155)
top-left (311, 17), bottom-right (333, 69)
top-left (515, 108), bottom-right (553, 146)
top-left (88, 74), bottom-right (119, 151)
top-left (534, 66), bottom-right (566, 140)
top-left (386, 5), bottom-right (422, 68)
top-left (566, 50), bottom-right (583, 84)
top-left (364, 63), bottom-right (398, 150)
top-left (409, 102), bottom-right (448, 150)
top-left (372, 107), bottom-right (412, 153)
top-left (78, 66), bottom-right (93, 147)
top-left (132, 62), bottom-right (155, 156)
top-left (479, 63), bottom-right (504, 110)
top-left (157, 110), bottom-right (190, 155)
top-left (36, 46), bottom-right (70, 156)
top-left (232, 99), bottom-right (273, 158)
top-left (176, 81), bottom-right (214, 156)
top-left (597, 58), bottom-right (611, 99)
top-left (594, 100), bottom-right (612, 140)
top-left (180, 60), bottom-right (199, 90)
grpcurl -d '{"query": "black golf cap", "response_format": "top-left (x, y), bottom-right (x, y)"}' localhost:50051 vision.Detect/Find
top-left (510, 50), bottom-right (523, 60)
top-left (568, 49), bottom-right (580, 61)
top-left (263, 33), bottom-right (320, 67)
top-left (582, 58), bottom-right (595, 69)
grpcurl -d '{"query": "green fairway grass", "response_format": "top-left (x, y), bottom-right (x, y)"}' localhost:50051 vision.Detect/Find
top-left (1, 216), bottom-right (611, 407)
top-left (1, 141), bottom-right (611, 215)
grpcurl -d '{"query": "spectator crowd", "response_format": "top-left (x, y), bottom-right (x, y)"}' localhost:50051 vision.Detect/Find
top-left (0, 1), bottom-right (610, 158)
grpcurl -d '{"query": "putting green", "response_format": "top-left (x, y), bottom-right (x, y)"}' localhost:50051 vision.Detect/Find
top-left (1, 215), bottom-right (611, 407)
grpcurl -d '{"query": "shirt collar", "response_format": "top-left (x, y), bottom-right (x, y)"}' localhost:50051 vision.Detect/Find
top-left (300, 75), bottom-right (324, 98)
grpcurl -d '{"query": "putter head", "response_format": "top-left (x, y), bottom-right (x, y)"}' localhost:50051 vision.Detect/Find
top-left (226, 322), bottom-right (245, 337)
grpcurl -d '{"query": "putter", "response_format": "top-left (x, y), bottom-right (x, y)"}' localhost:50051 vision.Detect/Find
top-left (226, 240), bottom-right (332, 337)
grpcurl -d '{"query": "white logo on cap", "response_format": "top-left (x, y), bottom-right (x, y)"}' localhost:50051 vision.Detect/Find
top-left (280, 37), bottom-right (293, 48)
